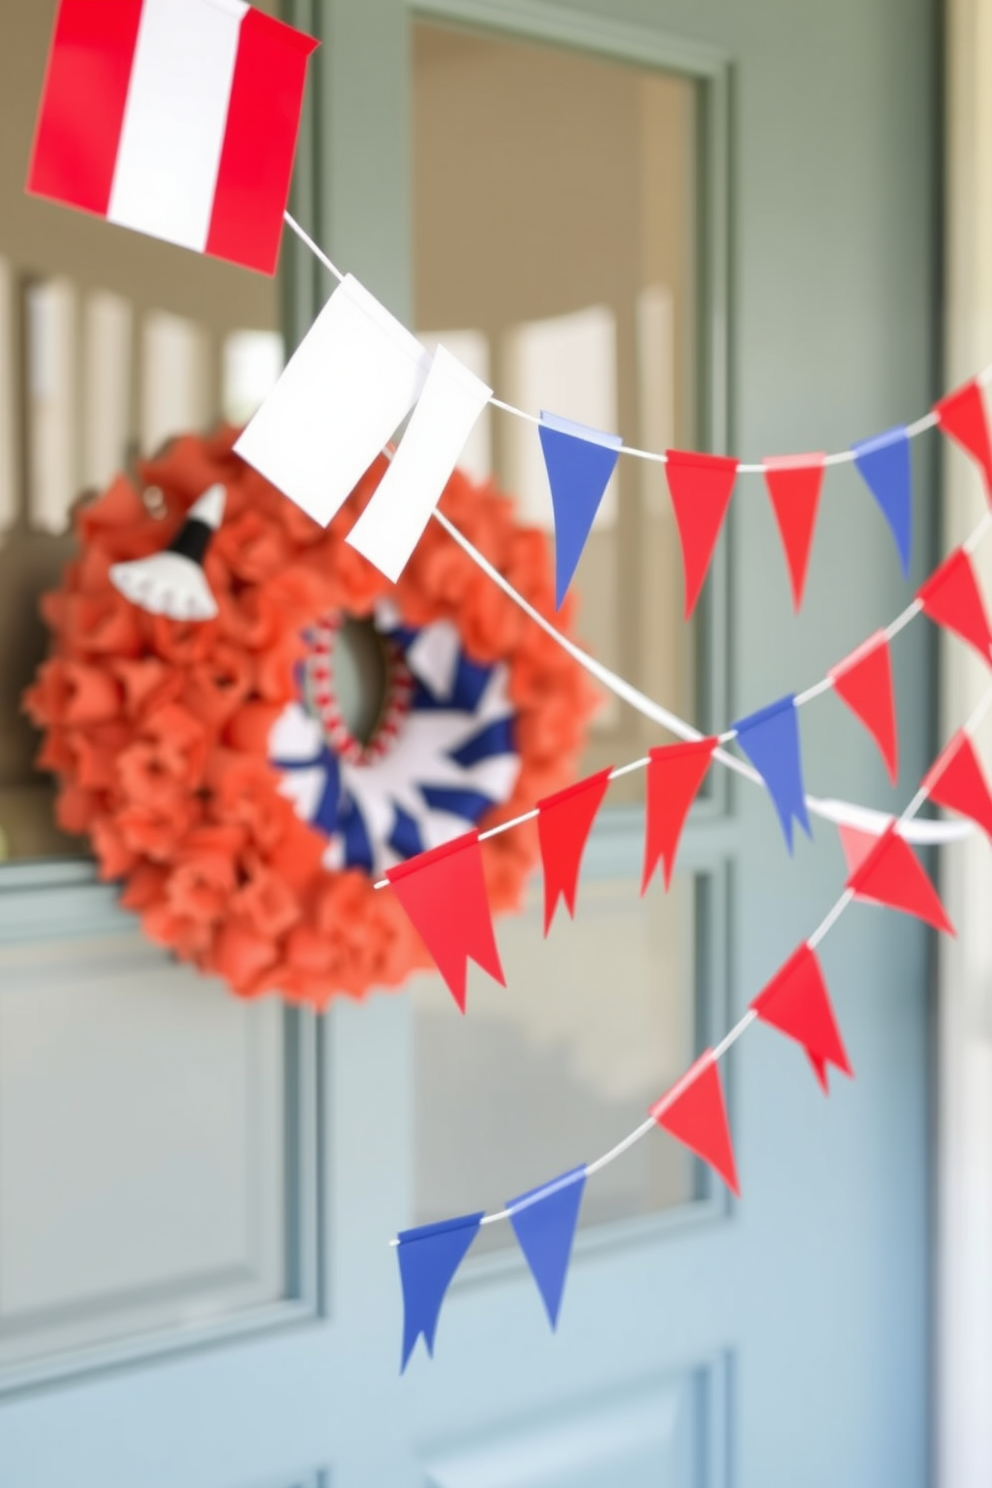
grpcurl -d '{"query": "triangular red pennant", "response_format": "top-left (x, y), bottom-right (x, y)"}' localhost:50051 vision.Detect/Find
top-left (763, 454), bottom-right (825, 610)
top-left (642, 737), bottom-right (718, 893)
top-left (665, 451), bottom-right (739, 618)
top-left (847, 825), bottom-right (954, 935)
top-left (924, 730), bottom-right (992, 842)
top-left (751, 943), bottom-right (853, 1094)
top-left (935, 378), bottom-right (992, 498)
top-left (917, 548), bottom-right (992, 666)
top-left (537, 767), bottom-right (613, 934)
top-left (836, 823), bottom-right (880, 875)
top-left (387, 831), bottom-right (505, 1011)
top-left (828, 631), bottom-right (899, 782)
top-left (650, 1051), bottom-right (739, 1195)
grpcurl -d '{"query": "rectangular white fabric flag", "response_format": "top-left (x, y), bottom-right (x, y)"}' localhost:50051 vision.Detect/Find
top-left (347, 346), bottom-right (492, 581)
top-left (235, 274), bottom-right (433, 527)
top-left (27, 0), bottom-right (317, 274)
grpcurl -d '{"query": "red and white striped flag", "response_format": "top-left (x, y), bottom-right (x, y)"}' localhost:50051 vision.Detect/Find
top-left (27, 0), bottom-right (317, 275)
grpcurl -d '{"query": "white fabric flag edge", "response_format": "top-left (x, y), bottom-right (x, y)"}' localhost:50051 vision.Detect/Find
top-left (347, 345), bottom-right (493, 580)
top-left (108, 0), bottom-right (247, 252)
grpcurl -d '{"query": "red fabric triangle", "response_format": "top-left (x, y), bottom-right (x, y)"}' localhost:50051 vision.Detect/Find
top-left (642, 737), bottom-right (718, 893)
top-left (387, 831), bottom-right (505, 1011)
top-left (828, 631), bottom-right (899, 782)
top-left (806, 1053), bottom-right (830, 1095)
top-left (848, 825), bottom-right (955, 935)
top-left (763, 454), bottom-right (825, 610)
top-left (537, 767), bottom-right (613, 934)
top-left (837, 823), bottom-right (880, 875)
top-left (650, 1051), bottom-right (739, 1195)
top-left (918, 548), bottom-right (992, 666)
top-left (935, 379), bottom-right (992, 498)
top-left (665, 451), bottom-right (739, 618)
top-left (924, 730), bottom-right (992, 843)
top-left (751, 943), bottom-right (853, 1093)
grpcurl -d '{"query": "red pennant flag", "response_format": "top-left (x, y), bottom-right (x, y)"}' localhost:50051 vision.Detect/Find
top-left (935, 379), bottom-right (992, 498)
top-left (847, 825), bottom-right (954, 935)
top-left (828, 631), bottom-right (899, 782)
top-left (924, 730), bottom-right (992, 842)
top-left (763, 454), bottom-right (826, 610)
top-left (917, 548), bottom-right (992, 666)
top-left (751, 943), bottom-right (853, 1094)
top-left (537, 767), bottom-right (613, 934)
top-left (665, 451), bottom-right (739, 618)
top-left (387, 831), bottom-right (505, 1011)
top-left (650, 1051), bottom-right (739, 1195)
top-left (642, 737), bottom-right (718, 893)
top-left (836, 822), bottom-right (880, 875)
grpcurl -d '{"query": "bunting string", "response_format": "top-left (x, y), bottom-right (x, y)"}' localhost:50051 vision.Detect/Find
top-left (368, 502), bottom-right (992, 891)
top-left (277, 211), bottom-right (992, 855)
top-left (391, 684), bottom-right (992, 1365)
top-left (281, 214), bottom-right (991, 477)
top-left (272, 212), bottom-right (992, 619)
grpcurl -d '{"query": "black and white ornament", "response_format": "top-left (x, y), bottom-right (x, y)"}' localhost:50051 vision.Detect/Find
top-left (110, 484), bottom-right (226, 621)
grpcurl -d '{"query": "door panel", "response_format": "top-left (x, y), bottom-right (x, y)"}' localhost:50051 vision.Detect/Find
top-left (0, 925), bottom-right (320, 1386)
top-left (421, 1366), bottom-right (720, 1488)
top-left (0, 0), bottom-right (936, 1485)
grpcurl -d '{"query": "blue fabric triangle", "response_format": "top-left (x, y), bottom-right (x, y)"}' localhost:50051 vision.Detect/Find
top-left (538, 413), bottom-right (622, 609)
top-left (508, 1166), bottom-right (586, 1329)
top-left (853, 426), bottom-right (912, 578)
top-left (733, 695), bottom-right (811, 853)
top-left (396, 1212), bottom-right (483, 1371)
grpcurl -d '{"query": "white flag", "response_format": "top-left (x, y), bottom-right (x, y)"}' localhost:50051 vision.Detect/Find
top-left (235, 274), bottom-right (432, 527)
top-left (347, 346), bottom-right (492, 581)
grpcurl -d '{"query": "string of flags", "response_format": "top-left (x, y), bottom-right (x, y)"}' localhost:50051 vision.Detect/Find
top-left (236, 231), bottom-right (992, 618)
top-left (25, 2), bottom-right (992, 617)
top-left (393, 687), bottom-right (992, 1368)
top-left (371, 505), bottom-right (992, 1013)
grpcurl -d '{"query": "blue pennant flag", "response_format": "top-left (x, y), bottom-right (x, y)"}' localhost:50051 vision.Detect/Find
top-left (853, 426), bottom-right (912, 578)
top-left (508, 1166), bottom-right (587, 1329)
top-left (396, 1211), bottom-right (483, 1371)
top-left (538, 413), bottom-right (623, 609)
top-left (733, 695), bottom-right (811, 852)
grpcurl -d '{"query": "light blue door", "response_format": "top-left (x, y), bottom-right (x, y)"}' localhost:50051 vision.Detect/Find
top-left (0, 1), bottom-right (935, 1486)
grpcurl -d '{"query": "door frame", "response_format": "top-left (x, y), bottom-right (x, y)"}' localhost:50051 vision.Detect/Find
top-left (938, 2), bottom-right (992, 1483)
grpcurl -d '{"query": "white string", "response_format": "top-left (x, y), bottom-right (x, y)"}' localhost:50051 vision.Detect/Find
top-left (283, 210), bottom-right (345, 283)
top-left (388, 681), bottom-right (992, 1242)
top-left (283, 210), bottom-right (991, 471)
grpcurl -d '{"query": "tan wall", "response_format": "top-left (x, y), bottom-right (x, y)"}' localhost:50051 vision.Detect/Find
top-left (0, 0), bottom-right (279, 855)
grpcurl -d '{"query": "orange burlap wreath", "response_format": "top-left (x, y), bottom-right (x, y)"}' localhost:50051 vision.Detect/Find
top-left (24, 430), bottom-right (596, 1006)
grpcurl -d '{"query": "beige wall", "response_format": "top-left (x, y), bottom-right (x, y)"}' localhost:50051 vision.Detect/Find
top-left (0, 0), bottom-right (279, 857)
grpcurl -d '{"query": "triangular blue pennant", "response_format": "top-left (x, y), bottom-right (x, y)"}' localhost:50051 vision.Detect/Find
top-left (396, 1211), bottom-right (483, 1371)
top-left (852, 426), bottom-right (912, 578)
top-left (538, 413), bottom-right (623, 609)
top-left (508, 1166), bottom-right (586, 1329)
top-left (733, 695), bottom-right (811, 852)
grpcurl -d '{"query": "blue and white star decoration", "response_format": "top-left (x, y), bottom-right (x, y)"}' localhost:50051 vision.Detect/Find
top-left (269, 600), bottom-right (522, 877)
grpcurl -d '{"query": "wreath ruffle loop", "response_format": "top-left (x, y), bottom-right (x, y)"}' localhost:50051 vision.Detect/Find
top-left (24, 429), bottom-right (596, 1007)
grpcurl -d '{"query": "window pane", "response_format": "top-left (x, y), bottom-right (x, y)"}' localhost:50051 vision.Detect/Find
top-left (412, 870), bottom-right (699, 1248)
top-left (413, 22), bottom-right (699, 800)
